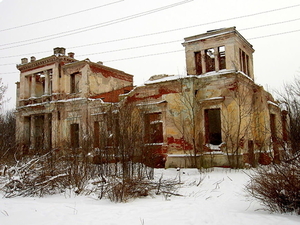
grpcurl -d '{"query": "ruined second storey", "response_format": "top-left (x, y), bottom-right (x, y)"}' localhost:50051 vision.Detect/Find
top-left (16, 47), bottom-right (134, 107)
top-left (183, 27), bottom-right (254, 79)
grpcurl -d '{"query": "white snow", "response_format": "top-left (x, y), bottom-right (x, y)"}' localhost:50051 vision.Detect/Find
top-left (0, 168), bottom-right (299, 225)
top-left (267, 100), bottom-right (279, 107)
top-left (144, 75), bottom-right (183, 85)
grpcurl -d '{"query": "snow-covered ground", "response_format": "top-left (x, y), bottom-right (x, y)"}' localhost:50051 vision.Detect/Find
top-left (0, 168), bottom-right (299, 225)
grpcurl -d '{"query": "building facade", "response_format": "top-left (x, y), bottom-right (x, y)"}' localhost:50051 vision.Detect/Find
top-left (15, 27), bottom-right (287, 168)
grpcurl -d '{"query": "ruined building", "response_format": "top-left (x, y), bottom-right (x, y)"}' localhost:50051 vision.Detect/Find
top-left (16, 27), bottom-right (287, 168)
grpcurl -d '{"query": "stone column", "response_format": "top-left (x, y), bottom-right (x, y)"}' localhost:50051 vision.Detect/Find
top-left (201, 50), bottom-right (206, 74)
top-left (214, 47), bottom-right (220, 72)
top-left (24, 75), bottom-right (31, 99)
top-left (31, 74), bottom-right (36, 98)
top-left (44, 70), bottom-right (50, 95)
top-left (15, 82), bottom-right (20, 107)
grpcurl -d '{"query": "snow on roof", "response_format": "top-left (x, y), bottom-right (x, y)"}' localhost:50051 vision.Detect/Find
top-left (17, 97), bottom-right (105, 109)
top-left (143, 69), bottom-right (254, 86)
top-left (137, 100), bottom-right (167, 106)
top-left (144, 75), bottom-right (184, 85)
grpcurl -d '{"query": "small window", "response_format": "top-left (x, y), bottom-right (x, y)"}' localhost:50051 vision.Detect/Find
top-left (145, 112), bottom-right (163, 143)
top-left (194, 51), bottom-right (202, 74)
top-left (239, 49), bottom-right (249, 75)
top-left (70, 123), bottom-right (79, 148)
top-left (205, 109), bottom-right (222, 145)
top-left (70, 72), bottom-right (80, 94)
top-left (205, 48), bottom-right (215, 72)
top-left (218, 46), bottom-right (226, 70)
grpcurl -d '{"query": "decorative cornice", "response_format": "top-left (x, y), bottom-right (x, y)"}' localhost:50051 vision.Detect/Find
top-left (16, 55), bottom-right (77, 72)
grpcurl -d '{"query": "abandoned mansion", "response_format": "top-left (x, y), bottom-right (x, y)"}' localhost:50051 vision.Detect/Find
top-left (15, 27), bottom-right (287, 168)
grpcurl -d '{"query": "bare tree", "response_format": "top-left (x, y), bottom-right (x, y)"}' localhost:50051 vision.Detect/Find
top-left (0, 78), bottom-right (8, 110)
top-left (169, 78), bottom-right (203, 168)
top-left (221, 78), bottom-right (255, 168)
top-left (0, 110), bottom-right (16, 164)
top-left (276, 76), bottom-right (300, 154)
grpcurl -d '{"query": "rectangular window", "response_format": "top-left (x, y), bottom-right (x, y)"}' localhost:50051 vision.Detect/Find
top-left (205, 48), bottom-right (215, 72)
top-left (218, 46), bottom-right (226, 70)
top-left (70, 123), bottom-right (79, 148)
top-left (194, 51), bottom-right (202, 74)
top-left (35, 115), bottom-right (45, 150)
top-left (145, 112), bottom-right (163, 143)
top-left (239, 48), bottom-right (249, 76)
top-left (205, 109), bottom-right (222, 145)
top-left (70, 72), bottom-right (80, 94)
top-left (70, 74), bottom-right (76, 93)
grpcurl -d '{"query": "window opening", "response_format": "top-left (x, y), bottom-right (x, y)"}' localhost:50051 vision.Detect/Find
top-left (205, 108), bottom-right (222, 145)
top-left (239, 48), bottom-right (249, 75)
top-left (218, 46), bottom-right (226, 70)
top-left (70, 123), bottom-right (79, 148)
top-left (70, 74), bottom-right (76, 93)
top-left (35, 115), bottom-right (45, 150)
top-left (194, 51), bottom-right (202, 74)
top-left (70, 72), bottom-right (80, 94)
top-left (145, 112), bottom-right (163, 143)
top-left (205, 48), bottom-right (215, 72)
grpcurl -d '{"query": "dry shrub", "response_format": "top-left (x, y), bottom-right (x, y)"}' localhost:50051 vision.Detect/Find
top-left (1, 154), bottom-right (68, 197)
top-left (246, 154), bottom-right (300, 214)
top-left (83, 174), bottom-right (180, 203)
top-left (107, 177), bottom-right (151, 202)
top-left (1, 152), bottom-right (180, 202)
top-left (1, 151), bottom-right (97, 198)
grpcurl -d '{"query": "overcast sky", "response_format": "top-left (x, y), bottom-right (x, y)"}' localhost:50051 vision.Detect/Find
top-left (1, 0), bottom-right (300, 110)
